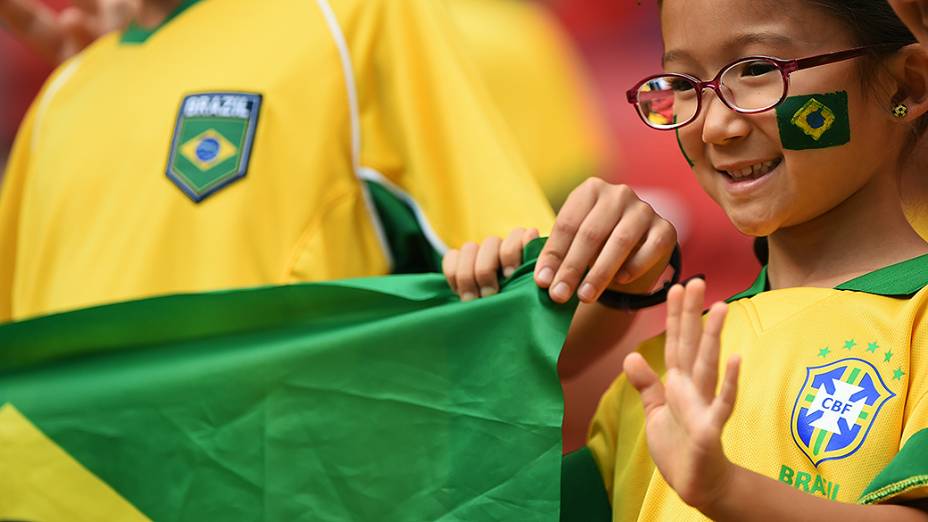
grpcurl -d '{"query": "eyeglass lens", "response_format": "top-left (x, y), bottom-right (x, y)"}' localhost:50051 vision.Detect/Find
top-left (635, 58), bottom-right (786, 129)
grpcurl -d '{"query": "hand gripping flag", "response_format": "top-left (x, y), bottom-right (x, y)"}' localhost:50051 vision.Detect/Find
top-left (0, 241), bottom-right (575, 521)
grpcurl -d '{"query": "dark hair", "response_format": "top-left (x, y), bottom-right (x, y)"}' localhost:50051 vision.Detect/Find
top-left (805, 1), bottom-right (927, 147)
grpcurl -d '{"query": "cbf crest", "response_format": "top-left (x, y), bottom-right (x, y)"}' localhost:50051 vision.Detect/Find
top-left (167, 92), bottom-right (262, 202)
top-left (790, 358), bottom-right (895, 467)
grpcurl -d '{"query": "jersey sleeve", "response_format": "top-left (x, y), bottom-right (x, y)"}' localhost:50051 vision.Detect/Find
top-left (356, 0), bottom-right (554, 261)
top-left (447, 0), bottom-right (608, 208)
top-left (0, 103), bottom-right (37, 323)
top-left (858, 310), bottom-right (928, 505)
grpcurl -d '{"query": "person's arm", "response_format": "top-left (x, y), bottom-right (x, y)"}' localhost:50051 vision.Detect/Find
top-left (0, 101), bottom-right (38, 322)
top-left (623, 280), bottom-right (928, 522)
top-left (358, 0), bottom-right (555, 267)
top-left (699, 466), bottom-right (928, 521)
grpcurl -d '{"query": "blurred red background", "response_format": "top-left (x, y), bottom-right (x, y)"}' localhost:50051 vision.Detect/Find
top-left (0, 0), bottom-right (759, 452)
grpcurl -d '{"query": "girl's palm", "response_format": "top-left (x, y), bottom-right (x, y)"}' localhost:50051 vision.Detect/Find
top-left (624, 279), bottom-right (740, 509)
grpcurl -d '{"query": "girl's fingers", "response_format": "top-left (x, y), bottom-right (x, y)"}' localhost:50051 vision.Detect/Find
top-left (710, 355), bottom-right (741, 427)
top-left (442, 249), bottom-right (459, 293)
top-left (535, 180), bottom-right (600, 289)
top-left (611, 218), bottom-right (677, 285)
top-left (693, 302), bottom-right (728, 399)
top-left (549, 199), bottom-right (621, 303)
top-left (500, 228), bottom-right (527, 278)
top-left (624, 352), bottom-right (666, 416)
top-left (522, 227), bottom-right (540, 247)
top-left (454, 242), bottom-right (480, 302)
top-left (577, 201), bottom-right (652, 303)
top-left (677, 278), bottom-right (706, 373)
top-left (664, 284), bottom-right (685, 371)
top-left (474, 236), bottom-right (502, 297)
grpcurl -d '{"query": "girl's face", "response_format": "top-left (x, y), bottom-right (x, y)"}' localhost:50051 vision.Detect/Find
top-left (663, 0), bottom-right (903, 236)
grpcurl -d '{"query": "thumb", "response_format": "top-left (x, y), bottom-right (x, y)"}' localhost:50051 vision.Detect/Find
top-left (624, 352), bottom-right (666, 415)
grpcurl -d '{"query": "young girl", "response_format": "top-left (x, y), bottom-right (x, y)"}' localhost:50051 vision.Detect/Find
top-left (446, 0), bottom-right (928, 519)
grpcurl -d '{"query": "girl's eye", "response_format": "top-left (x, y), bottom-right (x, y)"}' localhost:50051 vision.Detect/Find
top-left (669, 78), bottom-right (695, 92)
top-left (741, 61), bottom-right (777, 77)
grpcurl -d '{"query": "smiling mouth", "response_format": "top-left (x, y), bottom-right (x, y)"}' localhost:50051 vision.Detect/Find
top-left (718, 157), bottom-right (783, 182)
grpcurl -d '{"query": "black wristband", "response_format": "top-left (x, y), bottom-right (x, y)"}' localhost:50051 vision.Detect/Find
top-left (597, 244), bottom-right (693, 310)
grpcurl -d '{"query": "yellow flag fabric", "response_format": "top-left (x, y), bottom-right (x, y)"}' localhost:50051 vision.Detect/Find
top-left (0, 404), bottom-right (149, 521)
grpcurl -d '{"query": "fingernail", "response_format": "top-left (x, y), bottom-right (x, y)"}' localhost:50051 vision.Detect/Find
top-left (552, 282), bottom-right (571, 301)
top-left (480, 286), bottom-right (498, 298)
top-left (537, 267), bottom-right (554, 285)
top-left (578, 283), bottom-right (595, 302)
top-left (503, 267), bottom-right (515, 278)
top-left (460, 292), bottom-right (476, 302)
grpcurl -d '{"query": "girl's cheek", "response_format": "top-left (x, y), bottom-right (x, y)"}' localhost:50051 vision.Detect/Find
top-left (675, 127), bottom-right (696, 168)
top-left (676, 126), bottom-right (704, 169)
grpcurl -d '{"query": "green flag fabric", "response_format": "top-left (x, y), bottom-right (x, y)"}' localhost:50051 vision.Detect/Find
top-left (0, 241), bottom-right (576, 521)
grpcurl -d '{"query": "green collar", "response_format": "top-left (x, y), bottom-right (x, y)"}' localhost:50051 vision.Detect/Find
top-left (727, 253), bottom-right (928, 302)
top-left (121, 0), bottom-right (201, 44)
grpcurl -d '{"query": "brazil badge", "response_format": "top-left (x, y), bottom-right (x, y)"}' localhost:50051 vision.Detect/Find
top-left (167, 92), bottom-right (262, 202)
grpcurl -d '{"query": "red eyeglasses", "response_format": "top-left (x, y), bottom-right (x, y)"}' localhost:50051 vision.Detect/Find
top-left (627, 45), bottom-right (899, 130)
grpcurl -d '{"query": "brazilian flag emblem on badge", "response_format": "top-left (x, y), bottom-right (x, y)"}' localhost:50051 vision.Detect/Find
top-left (167, 92), bottom-right (262, 202)
top-left (776, 91), bottom-right (850, 151)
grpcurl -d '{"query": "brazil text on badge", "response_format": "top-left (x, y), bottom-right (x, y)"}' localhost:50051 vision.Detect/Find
top-left (167, 92), bottom-right (262, 202)
top-left (790, 358), bottom-right (895, 467)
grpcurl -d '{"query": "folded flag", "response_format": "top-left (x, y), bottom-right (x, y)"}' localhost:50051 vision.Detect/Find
top-left (0, 241), bottom-right (576, 521)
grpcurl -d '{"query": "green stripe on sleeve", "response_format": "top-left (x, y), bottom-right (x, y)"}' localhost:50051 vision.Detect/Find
top-left (364, 179), bottom-right (443, 274)
top-left (859, 428), bottom-right (928, 504)
top-left (561, 447), bottom-right (612, 521)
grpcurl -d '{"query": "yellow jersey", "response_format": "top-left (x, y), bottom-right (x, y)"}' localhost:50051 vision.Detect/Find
top-left (447, 0), bottom-right (608, 208)
top-left (587, 257), bottom-right (928, 520)
top-left (0, 0), bottom-right (554, 322)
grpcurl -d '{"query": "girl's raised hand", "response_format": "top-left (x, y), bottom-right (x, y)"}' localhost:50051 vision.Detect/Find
top-left (623, 279), bottom-right (741, 510)
top-left (534, 178), bottom-right (677, 304)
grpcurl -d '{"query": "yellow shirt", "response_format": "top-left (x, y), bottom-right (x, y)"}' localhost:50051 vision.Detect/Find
top-left (588, 259), bottom-right (928, 520)
top-left (447, 0), bottom-right (608, 208)
top-left (0, 0), bottom-right (554, 321)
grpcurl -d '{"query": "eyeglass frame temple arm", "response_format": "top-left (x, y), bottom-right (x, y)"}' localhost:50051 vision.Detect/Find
top-left (786, 44), bottom-right (901, 74)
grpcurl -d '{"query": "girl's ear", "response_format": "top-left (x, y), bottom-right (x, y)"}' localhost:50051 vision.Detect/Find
top-left (890, 43), bottom-right (928, 121)
top-left (888, 0), bottom-right (928, 46)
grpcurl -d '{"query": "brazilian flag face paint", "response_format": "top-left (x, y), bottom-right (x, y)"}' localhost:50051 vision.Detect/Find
top-left (776, 91), bottom-right (851, 150)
